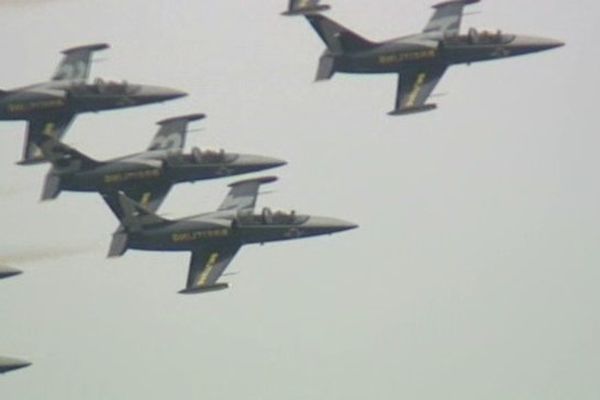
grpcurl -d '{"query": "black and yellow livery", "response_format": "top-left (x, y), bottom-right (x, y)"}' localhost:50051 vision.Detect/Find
top-left (0, 43), bottom-right (186, 164)
top-left (102, 176), bottom-right (357, 294)
top-left (35, 113), bottom-right (286, 214)
top-left (284, 0), bottom-right (564, 115)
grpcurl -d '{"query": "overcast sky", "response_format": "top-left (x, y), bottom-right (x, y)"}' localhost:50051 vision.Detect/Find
top-left (0, 0), bottom-right (598, 399)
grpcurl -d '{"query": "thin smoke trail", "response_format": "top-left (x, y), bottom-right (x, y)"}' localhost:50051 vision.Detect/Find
top-left (0, 0), bottom-right (61, 7)
top-left (0, 244), bottom-right (98, 264)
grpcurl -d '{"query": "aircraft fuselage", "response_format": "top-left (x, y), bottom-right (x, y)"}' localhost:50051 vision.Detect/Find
top-left (332, 32), bottom-right (564, 74)
top-left (126, 213), bottom-right (357, 252)
top-left (54, 151), bottom-right (285, 194)
top-left (0, 80), bottom-right (185, 121)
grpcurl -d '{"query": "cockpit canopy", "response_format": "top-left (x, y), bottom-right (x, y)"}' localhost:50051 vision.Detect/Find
top-left (189, 147), bottom-right (237, 163)
top-left (164, 147), bottom-right (237, 166)
top-left (70, 78), bottom-right (140, 96)
top-left (446, 28), bottom-right (515, 45)
top-left (236, 208), bottom-right (308, 226)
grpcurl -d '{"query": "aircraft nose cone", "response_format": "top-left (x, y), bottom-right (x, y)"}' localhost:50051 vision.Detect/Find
top-left (510, 35), bottom-right (565, 52)
top-left (234, 154), bottom-right (287, 171)
top-left (0, 357), bottom-right (31, 373)
top-left (137, 85), bottom-right (187, 103)
top-left (0, 265), bottom-right (22, 280)
top-left (305, 216), bottom-right (359, 234)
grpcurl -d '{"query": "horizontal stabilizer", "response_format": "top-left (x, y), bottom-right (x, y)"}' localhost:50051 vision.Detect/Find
top-left (16, 156), bottom-right (47, 166)
top-left (41, 173), bottom-right (62, 201)
top-left (107, 231), bottom-right (128, 258)
top-left (315, 53), bottom-right (335, 81)
top-left (388, 104), bottom-right (437, 116)
top-left (179, 283), bottom-right (229, 294)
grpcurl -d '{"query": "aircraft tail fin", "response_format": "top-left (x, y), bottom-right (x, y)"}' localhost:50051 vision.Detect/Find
top-left (305, 14), bottom-right (376, 54)
top-left (102, 191), bottom-right (172, 258)
top-left (33, 134), bottom-right (100, 171)
top-left (102, 192), bottom-right (171, 232)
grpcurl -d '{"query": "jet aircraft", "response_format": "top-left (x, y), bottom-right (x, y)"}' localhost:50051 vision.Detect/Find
top-left (0, 266), bottom-right (22, 280)
top-left (0, 43), bottom-right (186, 164)
top-left (0, 357), bottom-right (31, 374)
top-left (103, 177), bottom-right (357, 293)
top-left (35, 113), bottom-right (286, 212)
top-left (284, 0), bottom-right (564, 115)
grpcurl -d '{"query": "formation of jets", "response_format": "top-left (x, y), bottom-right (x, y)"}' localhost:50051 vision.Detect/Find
top-left (284, 0), bottom-right (563, 114)
top-left (35, 114), bottom-right (286, 209)
top-left (0, 43), bottom-right (186, 165)
top-left (1, 0), bottom-right (563, 375)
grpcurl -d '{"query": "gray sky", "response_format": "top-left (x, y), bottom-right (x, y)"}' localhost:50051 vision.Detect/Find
top-left (0, 0), bottom-right (598, 399)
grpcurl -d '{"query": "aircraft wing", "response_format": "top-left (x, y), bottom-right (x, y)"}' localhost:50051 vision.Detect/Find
top-left (52, 43), bottom-right (109, 82)
top-left (389, 65), bottom-right (448, 116)
top-left (147, 113), bottom-right (206, 151)
top-left (282, 0), bottom-right (330, 15)
top-left (19, 113), bottom-right (76, 165)
top-left (423, 0), bottom-right (479, 37)
top-left (180, 243), bottom-right (242, 293)
top-left (217, 176), bottom-right (277, 212)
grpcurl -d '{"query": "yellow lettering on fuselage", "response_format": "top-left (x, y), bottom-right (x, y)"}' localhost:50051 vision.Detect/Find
top-left (7, 99), bottom-right (65, 114)
top-left (104, 169), bottom-right (161, 184)
top-left (171, 229), bottom-right (229, 243)
top-left (378, 49), bottom-right (437, 65)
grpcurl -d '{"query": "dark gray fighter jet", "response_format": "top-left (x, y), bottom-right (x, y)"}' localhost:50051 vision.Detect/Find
top-left (0, 43), bottom-right (186, 164)
top-left (35, 113), bottom-right (286, 212)
top-left (285, 0), bottom-right (564, 115)
top-left (0, 266), bottom-right (22, 280)
top-left (0, 357), bottom-right (31, 374)
top-left (103, 177), bottom-right (357, 293)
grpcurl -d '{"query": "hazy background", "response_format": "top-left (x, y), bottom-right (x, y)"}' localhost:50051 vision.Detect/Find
top-left (0, 0), bottom-right (598, 399)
